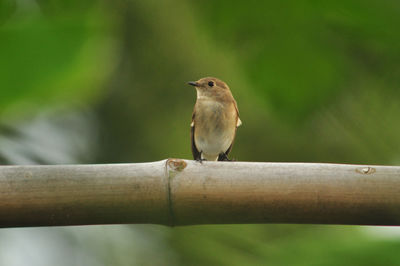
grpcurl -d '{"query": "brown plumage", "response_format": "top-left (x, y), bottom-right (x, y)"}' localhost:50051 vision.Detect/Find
top-left (188, 77), bottom-right (242, 161)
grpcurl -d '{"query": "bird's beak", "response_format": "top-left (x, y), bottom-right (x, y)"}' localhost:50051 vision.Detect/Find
top-left (188, 81), bottom-right (199, 87)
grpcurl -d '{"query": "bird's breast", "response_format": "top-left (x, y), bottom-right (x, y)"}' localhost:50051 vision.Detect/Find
top-left (194, 99), bottom-right (237, 156)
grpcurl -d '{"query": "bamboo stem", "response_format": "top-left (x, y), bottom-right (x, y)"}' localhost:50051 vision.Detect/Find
top-left (0, 159), bottom-right (399, 227)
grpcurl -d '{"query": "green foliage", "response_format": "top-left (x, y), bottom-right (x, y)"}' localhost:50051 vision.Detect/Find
top-left (1, 0), bottom-right (400, 265)
top-left (192, 0), bottom-right (400, 120)
top-left (170, 225), bottom-right (400, 266)
top-left (0, 0), bottom-right (16, 24)
top-left (0, 0), bottom-right (118, 118)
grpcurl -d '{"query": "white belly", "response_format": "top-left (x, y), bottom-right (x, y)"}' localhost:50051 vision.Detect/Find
top-left (196, 129), bottom-right (235, 158)
top-left (194, 100), bottom-right (236, 161)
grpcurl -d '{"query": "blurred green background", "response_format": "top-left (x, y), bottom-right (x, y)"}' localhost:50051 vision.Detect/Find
top-left (1, 0), bottom-right (400, 265)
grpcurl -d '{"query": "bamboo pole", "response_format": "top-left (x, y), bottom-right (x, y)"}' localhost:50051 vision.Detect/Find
top-left (0, 159), bottom-right (400, 227)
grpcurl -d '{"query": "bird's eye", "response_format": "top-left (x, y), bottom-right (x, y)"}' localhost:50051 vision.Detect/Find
top-left (208, 81), bottom-right (214, 87)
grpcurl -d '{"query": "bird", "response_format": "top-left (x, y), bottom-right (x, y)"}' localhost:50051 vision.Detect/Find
top-left (188, 77), bottom-right (242, 161)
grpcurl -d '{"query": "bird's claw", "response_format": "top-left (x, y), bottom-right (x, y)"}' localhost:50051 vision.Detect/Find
top-left (196, 158), bottom-right (206, 164)
top-left (218, 153), bottom-right (232, 161)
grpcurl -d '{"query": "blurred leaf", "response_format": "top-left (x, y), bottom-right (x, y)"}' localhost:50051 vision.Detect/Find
top-left (0, 0), bottom-right (16, 24)
top-left (36, 0), bottom-right (97, 15)
top-left (190, 0), bottom-right (400, 121)
top-left (0, 0), bottom-right (119, 119)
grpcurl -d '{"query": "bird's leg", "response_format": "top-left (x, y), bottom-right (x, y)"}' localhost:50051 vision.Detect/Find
top-left (218, 152), bottom-right (232, 161)
top-left (196, 153), bottom-right (206, 163)
top-left (196, 158), bottom-right (206, 163)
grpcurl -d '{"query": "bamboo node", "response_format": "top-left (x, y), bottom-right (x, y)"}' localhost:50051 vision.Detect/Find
top-left (356, 167), bottom-right (376, 175)
top-left (167, 159), bottom-right (187, 172)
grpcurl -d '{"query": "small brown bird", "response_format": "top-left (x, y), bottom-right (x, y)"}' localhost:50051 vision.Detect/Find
top-left (188, 77), bottom-right (242, 161)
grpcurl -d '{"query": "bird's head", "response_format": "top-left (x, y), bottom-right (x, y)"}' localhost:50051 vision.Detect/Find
top-left (188, 77), bottom-right (231, 99)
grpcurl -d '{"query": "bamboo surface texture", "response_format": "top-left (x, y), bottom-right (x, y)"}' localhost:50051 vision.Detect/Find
top-left (0, 159), bottom-right (399, 227)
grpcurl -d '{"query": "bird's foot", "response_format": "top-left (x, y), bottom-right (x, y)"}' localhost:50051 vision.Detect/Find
top-left (218, 153), bottom-right (232, 161)
top-left (196, 158), bottom-right (207, 164)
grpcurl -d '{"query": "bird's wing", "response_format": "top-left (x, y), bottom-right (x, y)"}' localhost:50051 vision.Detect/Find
top-left (191, 110), bottom-right (201, 160)
top-left (222, 127), bottom-right (237, 157)
top-left (234, 99), bottom-right (242, 127)
top-left (220, 101), bottom-right (241, 159)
